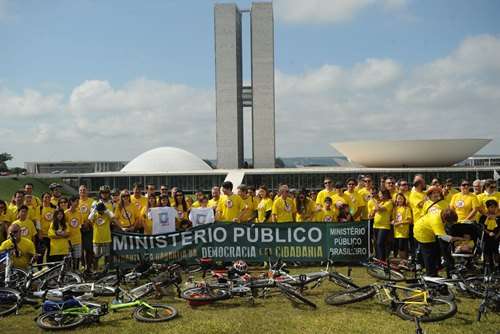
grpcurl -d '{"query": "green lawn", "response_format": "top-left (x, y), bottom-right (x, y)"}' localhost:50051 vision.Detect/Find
top-left (0, 177), bottom-right (75, 202)
top-left (1, 266), bottom-right (498, 334)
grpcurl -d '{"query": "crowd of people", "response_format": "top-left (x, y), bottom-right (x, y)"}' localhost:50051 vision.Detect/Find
top-left (0, 175), bottom-right (498, 276)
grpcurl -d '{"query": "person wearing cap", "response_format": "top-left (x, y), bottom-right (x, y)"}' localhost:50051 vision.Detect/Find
top-left (93, 186), bottom-right (113, 211)
top-left (216, 181), bottom-right (243, 222)
top-left (315, 177), bottom-right (336, 210)
top-left (89, 202), bottom-right (114, 270)
top-left (272, 184), bottom-right (296, 223)
top-left (0, 223), bottom-right (36, 270)
top-left (49, 183), bottom-right (63, 207)
top-left (423, 185), bottom-right (448, 215)
top-left (450, 180), bottom-right (480, 223)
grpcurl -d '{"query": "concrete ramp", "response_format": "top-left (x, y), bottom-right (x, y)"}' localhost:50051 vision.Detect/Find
top-left (224, 170), bottom-right (246, 192)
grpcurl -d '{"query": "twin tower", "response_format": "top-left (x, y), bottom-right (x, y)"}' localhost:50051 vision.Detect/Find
top-left (215, 3), bottom-right (275, 169)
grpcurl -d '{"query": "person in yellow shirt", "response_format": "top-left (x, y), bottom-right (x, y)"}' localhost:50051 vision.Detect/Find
top-left (38, 192), bottom-right (56, 264)
top-left (141, 194), bottom-right (157, 235)
top-left (49, 183), bottom-right (63, 207)
top-left (443, 179), bottom-right (459, 207)
top-left (357, 176), bottom-right (374, 221)
top-left (237, 185), bottom-right (257, 223)
top-left (114, 190), bottom-right (140, 232)
top-left (409, 179), bottom-right (427, 224)
top-left (295, 189), bottom-right (315, 222)
top-left (423, 186), bottom-right (448, 215)
top-left (172, 190), bottom-right (191, 231)
top-left (391, 193), bottom-right (412, 260)
top-left (315, 177), bottom-right (336, 209)
top-left (190, 190), bottom-right (204, 209)
top-left (48, 209), bottom-right (70, 262)
top-left (158, 194), bottom-right (171, 208)
top-left (216, 181), bottom-right (243, 222)
top-left (395, 179), bottom-right (411, 202)
top-left (12, 205), bottom-right (38, 243)
top-left (24, 183), bottom-right (41, 209)
top-left (480, 199), bottom-right (499, 272)
top-left (24, 194), bottom-right (41, 229)
top-left (208, 186), bottom-right (221, 211)
top-left (477, 179), bottom-right (500, 216)
top-left (169, 187), bottom-right (178, 207)
top-left (131, 183), bottom-right (148, 213)
top-left (89, 202), bottom-right (114, 271)
top-left (272, 184), bottom-right (296, 223)
top-left (256, 186), bottom-right (273, 223)
top-left (7, 190), bottom-right (25, 222)
top-left (0, 200), bottom-right (12, 244)
top-left (0, 224), bottom-right (36, 270)
top-left (450, 180), bottom-right (480, 223)
top-left (78, 185), bottom-right (95, 273)
top-left (414, 209), bottom-right (463, 276)
top-left (65, 196), bottom-right (83, 271)
top-left (371, 190), bottom-right (393, 260)
top-left (330, 182), bottom-right (349, 212)
top-left (344, 178), bottom-right (365, 221)
top-left (315, 197), bottom-right (338, 222)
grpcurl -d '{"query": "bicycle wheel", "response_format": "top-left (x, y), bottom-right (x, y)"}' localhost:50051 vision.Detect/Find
top-left (405, 282), bottom-right (455, 302)
top-left (0, 268), bottom-right (28, 289)
top-left (329, 272), bottom-right (359, 289)
top-left (130, 283), bottom-right (155, 300)
top-left (0, 287), bottom-right (20, 316)
top-left (277, 284), bottom-right (316, 309)
top-left (366, 265), bottom-right (405, 282)
top-left (180, 286), bottom-right (231, 302)
top-left (69, 283), bottom-right (115, 297)
top-left (41, 271), bottom-right (83, 290)
top-left (325, 286), bottom-right (376, 306)
top-left (396, 298), bottom-right (457, 323)
top-left (133, 304), bottom-right (177, 322)
top-left (36, 311), bottom-right (86, 330)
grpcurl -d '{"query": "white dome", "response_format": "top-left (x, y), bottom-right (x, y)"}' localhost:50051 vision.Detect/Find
top-left (331, 139), bottom-right (491, 167)
top-left (121, 147), bottom-right (212, 173)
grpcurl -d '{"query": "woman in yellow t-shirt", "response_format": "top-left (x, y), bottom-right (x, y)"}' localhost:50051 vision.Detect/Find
top-left (295, 189), bottom-right (315, 222)
top-left (450, 180), bottom-right (480, 222)
top-left (47, 209), bottom-right (70, 262)
top-left (372, 189), bottom-right (394, 261)
top-left (391, 193), bottom-right (412, 260)
top-left (38, 192), bottom-right (56, 264)
top-left (0, 200), bottom-right (11, 243)
top-left (114, 190), bottom-right (139, 232)
top-left (141, 194), bottom-right (157, 235)
top-left (256, 186), bottom-right (273, 223)
top-left (173, 190), bottom-right (191, 231)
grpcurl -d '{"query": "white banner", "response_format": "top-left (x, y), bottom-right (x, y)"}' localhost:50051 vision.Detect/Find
top-left (150, 207), bottom-right (178, 234)
top-left (189, 207), bottom-right (215, 227)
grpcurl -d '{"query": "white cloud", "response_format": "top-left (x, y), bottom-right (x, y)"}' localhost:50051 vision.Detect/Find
top-left (275, 0), bottom-right (410, 24)
top-left (275, 34), bottom-right (500, 156)
top-left (0, 87), bottom-right (63, 116)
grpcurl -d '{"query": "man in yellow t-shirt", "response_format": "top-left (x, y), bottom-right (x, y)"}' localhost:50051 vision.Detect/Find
top-left (216, 181), bottom-right (243, 222)
top-left (272, 184), bottom-right (296, 223)
top-left (450, 181), bottom-right (480, 222)
top-left (0, 224), bottom-right (36, 270)
top-left (49, 183), bottom-right (64, 207)
top-left (344, 178), bottom-right (365, 221)
top-left (65, 196), bottom-right (83, 271)
top-left (315, 177), bottom-right (336, 209)
top-left (409, 179), bottom-right (427, 223)
top-left (12, 205), bottom-right (38, 243)
top-left (131, 183), bottom-right (148, 212)
top-left (357, 175), bottom-right (374, 220)
top-left (208, 186), bottom-right (221, 210)
top-left (315, 197), bottom-right (338, 222)
top-left (89, 202), bottom-right (114, 270)
top-left (237, 184), bottom-right (256, 222)
top-left (24, 183), bottom-right (41, 208)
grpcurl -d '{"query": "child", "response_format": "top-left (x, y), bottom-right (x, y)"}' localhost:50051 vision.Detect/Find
top-left (88, 202), bottom-right (114, 272)
top-left (391, 193), bottom-right (412, 260)
top-left (316, 197), bottom-right (337, 222)
top-left (480, 199), bottom-right (499, 272)
top-left (454, 233), bottom-right (474, 253)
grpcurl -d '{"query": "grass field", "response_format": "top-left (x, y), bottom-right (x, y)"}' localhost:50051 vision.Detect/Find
top-left (0, 266), bottom-right (498, 334)
top-left (0, 177), bottom-right (74, 202)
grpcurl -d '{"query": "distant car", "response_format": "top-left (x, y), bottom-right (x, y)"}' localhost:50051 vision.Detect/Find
top-left (0, 172), bottom-right (9, 176)
top-left (21, 171), bottom-right (27, 175)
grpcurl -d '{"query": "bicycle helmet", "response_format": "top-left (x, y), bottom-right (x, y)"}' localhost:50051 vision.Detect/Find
top-left (232, 260), bottom-right (248, 274)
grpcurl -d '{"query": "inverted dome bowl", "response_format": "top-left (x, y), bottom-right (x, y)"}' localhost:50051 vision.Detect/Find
top-left (331, 139), bottom-right (491, 167)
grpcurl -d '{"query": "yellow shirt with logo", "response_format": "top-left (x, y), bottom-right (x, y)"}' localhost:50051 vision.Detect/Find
top-left (114, 203), bottom-right (139, 228)
top-left (64, 209), bottom-right (83, 245)
top-left (443, 188), bottom-right (459, 207)
top-left (0, 237), bottom-right (35, 269)
top-left (78, 198), bottom-right (94, 220)
top-left (450, 193), bottom-right (480, 222)
top-left (315, 189), bottom-right (336, 208)
top-left (208, 198), bottom-right (220, 210)
top-left (92, 213), bottom-right (112, 244)
top-left (392, 206), bottom-right (412, 238)
top-left (373, 200), bottom-right (393, 230)
top-left (131, 195), bottom-right (148, 212)
top-left (414, 212), bottom-right (446, 243)
top-left (409, 190), bottom-right (427, 223)
top-left (217, 194), bottom-right (243, 222)
top-left (48, 223), bottom-right (70, 256)
top-left (140, 207), bottom-right (153, 235)
top-left (256, 198), bottom-right (273, 223)
top-left (295, 200), bottom-right (315, 222)
top-left (272, 197), bottom-right (296, 223)
top-left (477, 192), bottom-right (500, 214)
top-left (40, 206), bottom-right (56, 238)
top-left (12, 219), bottom-right (37, 241)
top-left (315, 207), bottom-right (338, 222)
top-left (357, 188), bottom-right (373, 220)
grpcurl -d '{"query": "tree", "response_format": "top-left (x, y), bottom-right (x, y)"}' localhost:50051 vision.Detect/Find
top-left (0, 152), bottom-right (13, 172)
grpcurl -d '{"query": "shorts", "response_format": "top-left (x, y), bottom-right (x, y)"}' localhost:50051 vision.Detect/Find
top-left (93, 243), bottom-right (111, 258)
top-left (70, 244), bottom-right (82, 259)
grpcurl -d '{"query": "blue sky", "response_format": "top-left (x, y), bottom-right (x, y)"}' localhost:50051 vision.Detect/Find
top-left (1, 0), bottom-right (500, 166)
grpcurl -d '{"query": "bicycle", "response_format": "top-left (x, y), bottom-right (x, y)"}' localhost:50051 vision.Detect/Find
top-left (0, 251), bottom-right (28, 290)
top-left (476, 269), bottom-right (500, 321)
top-left (36, 288), bottom-right (178, 330)
top-left (325, 280), bottom-right (457, 322)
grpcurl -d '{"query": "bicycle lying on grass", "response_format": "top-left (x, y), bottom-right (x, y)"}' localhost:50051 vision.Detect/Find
top-left (325, 280), bottom-right (457, 322)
